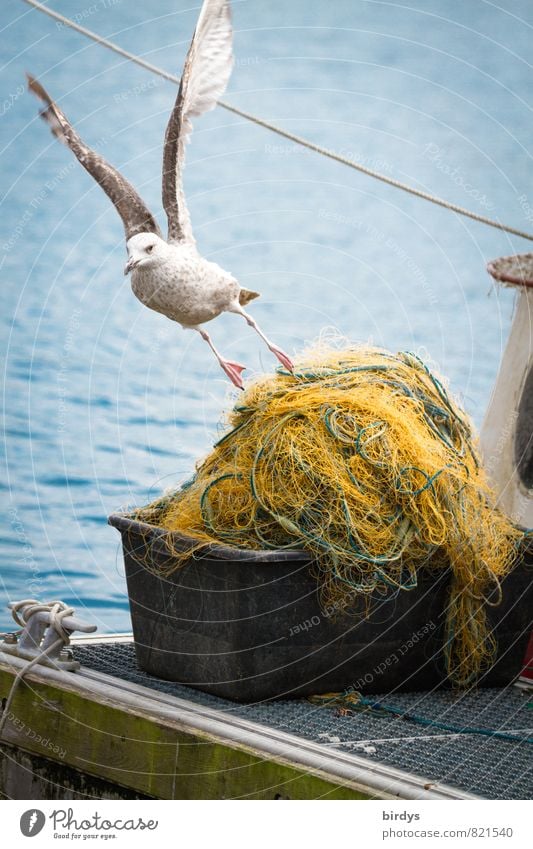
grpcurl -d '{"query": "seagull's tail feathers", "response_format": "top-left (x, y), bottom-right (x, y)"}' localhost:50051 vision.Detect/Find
top-left (239, 288), bottom-right (260, 306)
top-left (26, 73), bottom-right (162, 242)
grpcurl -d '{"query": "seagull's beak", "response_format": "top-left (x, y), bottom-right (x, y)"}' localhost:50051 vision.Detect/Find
top-left (124, 256), bottom-right (141, 276)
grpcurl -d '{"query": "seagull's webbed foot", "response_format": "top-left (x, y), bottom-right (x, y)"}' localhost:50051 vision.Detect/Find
top-left (194, 325), bottom-right (246, 390)
top-left (219, 358), bottom-right (246, 390)
top-left (268, 344), bottom-right (294, 373)
top-left (232, 306), bottom-right (294, 374)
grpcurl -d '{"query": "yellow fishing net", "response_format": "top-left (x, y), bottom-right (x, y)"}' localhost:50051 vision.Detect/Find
top-left (135, 344), bottom-right (524, 686)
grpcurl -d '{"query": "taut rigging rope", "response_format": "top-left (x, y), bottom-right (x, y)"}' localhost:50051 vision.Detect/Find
top-left (22, 0), bottom-right (533, 243)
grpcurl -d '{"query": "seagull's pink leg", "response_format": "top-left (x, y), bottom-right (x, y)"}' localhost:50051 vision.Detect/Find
top-left (231, 306), bottom-right (294, 372)
top-left (194, 326), bottom-right (246, 390)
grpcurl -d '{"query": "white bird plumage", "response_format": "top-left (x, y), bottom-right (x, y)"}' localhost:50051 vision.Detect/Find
top-left (28, 0), bottom-right (293, 388)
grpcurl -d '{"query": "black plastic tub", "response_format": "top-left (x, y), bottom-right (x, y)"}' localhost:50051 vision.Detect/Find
top-left (109, 513), bottom-right (533, 702)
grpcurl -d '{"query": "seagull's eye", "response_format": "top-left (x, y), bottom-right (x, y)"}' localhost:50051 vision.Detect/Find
top-left (146, 244), bottom-right (155, 254)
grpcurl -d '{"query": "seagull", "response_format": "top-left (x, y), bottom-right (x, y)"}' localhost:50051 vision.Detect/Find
top-left (27, 0), bottom-right (293, 389)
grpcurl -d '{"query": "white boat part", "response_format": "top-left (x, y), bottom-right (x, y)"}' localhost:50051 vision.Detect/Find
top-left (481, 254), bottom-right (533, 529)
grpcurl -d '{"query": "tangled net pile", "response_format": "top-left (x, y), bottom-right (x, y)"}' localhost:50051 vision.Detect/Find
top-left (136, 345), bottom-right (525, 686)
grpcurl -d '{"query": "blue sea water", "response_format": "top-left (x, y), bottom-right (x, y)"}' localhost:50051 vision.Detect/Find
top-left (1, 0), bottom-right (532, 633)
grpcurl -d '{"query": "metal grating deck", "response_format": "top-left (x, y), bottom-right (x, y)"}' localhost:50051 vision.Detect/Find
top-left (74, 641), bottom-right (533, 800)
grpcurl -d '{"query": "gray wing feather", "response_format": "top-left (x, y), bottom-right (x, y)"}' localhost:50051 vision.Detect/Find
top-left (27, 74), bottom-right (161, 242)
top-left (162, 0), bottom-right (233, 244)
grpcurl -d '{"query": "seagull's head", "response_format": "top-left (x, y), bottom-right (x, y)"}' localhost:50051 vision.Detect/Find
top-left (124, 233), bottom-right (167, 275)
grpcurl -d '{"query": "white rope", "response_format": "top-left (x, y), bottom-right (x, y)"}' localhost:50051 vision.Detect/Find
top-left (0, 600), bottom-right (75, 738)
top-left (10, 598), bottom-right (73, 642)
top-left (22, 0), bottom-right (533, 244)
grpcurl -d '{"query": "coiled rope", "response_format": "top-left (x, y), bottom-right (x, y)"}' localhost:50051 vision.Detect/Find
top-left (0, 599), bottom-right (75, 738)
top-left (22, 0), bottom-right (533, 244)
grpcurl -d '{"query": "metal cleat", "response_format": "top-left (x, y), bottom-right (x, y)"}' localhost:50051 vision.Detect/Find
top-left (0, 600), bottom-right (97, 672)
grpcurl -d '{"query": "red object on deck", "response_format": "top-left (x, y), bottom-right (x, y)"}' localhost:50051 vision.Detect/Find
top-left (520, 631), bottom-right (533, 684)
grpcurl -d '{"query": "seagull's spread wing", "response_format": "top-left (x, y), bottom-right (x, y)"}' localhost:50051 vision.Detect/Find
top-left (163, 0), bottom-right (233, 244)
top-left (27, 75), bottom-right (161, 242)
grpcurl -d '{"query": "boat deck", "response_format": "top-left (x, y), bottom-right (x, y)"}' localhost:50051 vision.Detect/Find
top-left (74, 640), bottom-right (533, 801)
top-left (1, 636), bottom-right (531, 800)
